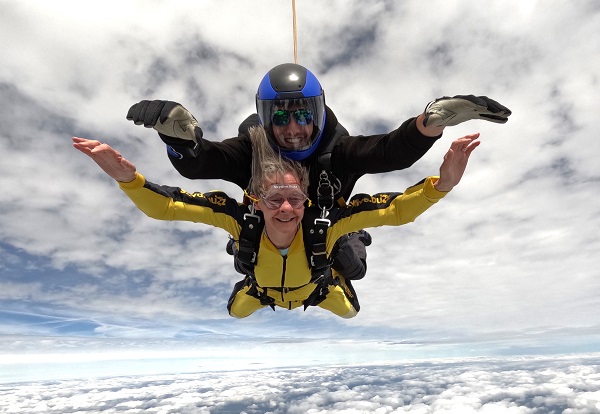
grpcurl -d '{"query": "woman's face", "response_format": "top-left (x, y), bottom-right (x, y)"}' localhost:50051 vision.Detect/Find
top-left (255, 172), bottom-right (306, 239)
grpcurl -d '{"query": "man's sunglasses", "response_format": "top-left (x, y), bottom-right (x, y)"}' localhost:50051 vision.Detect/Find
top-left (272, 108), bottom-right (313, 127)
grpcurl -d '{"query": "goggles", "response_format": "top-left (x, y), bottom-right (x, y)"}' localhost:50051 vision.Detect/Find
top-left (271, 108), bottom-right (313, 127)
top-left (260, 184), bottom-right (309, 210)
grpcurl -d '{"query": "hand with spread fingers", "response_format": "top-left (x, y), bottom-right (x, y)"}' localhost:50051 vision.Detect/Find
top-left (72, 137), bottom-right (137, 183)
top-left (434, 133), bottom-right (481, 192)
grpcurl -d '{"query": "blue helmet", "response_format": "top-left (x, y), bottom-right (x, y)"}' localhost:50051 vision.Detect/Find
top-left (256, 63), bottom-right (326, 161)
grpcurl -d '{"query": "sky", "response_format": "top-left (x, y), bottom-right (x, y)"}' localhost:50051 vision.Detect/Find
top-left (1, 0), bottom-right (600, 387)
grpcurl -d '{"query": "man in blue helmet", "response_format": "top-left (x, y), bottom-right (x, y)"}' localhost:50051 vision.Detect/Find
top-left (254, 64), bottom-right (329, 161)
top-left (127, 63), bottom-right (511, 288)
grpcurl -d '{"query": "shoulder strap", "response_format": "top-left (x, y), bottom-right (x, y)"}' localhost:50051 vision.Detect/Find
top-left (314, 123), bottom-right (346, 209)
top-left (236, 209), bottom-right (264, 276)
top-left (301, 208), bottom-right (338, 310)
top-left (301, 208), bottom-right (332, 282)
top-left (316, 120), bottom-right (347, 171)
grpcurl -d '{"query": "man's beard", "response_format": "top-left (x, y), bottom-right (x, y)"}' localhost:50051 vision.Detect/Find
top-left (277, 133), bottom-right (310, 150)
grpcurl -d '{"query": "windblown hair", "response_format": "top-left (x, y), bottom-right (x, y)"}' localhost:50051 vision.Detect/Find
top-left (248, 126), bottom-right (309, 196)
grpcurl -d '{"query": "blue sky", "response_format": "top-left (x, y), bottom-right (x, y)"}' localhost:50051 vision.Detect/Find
top-left (1, 0), bottom-right (600, 381)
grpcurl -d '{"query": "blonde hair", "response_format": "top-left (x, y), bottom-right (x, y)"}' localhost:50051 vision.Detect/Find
top-left (248, 126), bottom-right (309, 196)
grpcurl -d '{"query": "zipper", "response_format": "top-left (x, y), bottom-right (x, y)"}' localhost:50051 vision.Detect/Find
top-left (280, 255), bottom-right (288, 304)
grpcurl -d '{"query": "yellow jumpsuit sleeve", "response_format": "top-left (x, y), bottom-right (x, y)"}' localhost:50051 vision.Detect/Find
top-left (326, 176), bottom-right (447, 249)
top-left (118, 172), bottom-right (242, 237)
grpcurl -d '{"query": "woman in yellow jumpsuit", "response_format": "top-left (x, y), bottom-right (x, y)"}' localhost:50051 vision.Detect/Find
top-left (72, 127), bottom-right (480, 319)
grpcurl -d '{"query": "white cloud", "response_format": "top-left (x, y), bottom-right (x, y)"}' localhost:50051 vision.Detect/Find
top-left (2, 354), bottom-right (600, 413)
top-left (0, 0), bottom-right (599, 367)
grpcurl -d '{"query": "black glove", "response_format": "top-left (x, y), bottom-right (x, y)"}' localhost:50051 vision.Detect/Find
top-left (126, 100), bottom-right (199, 142)
top-left (423, 95), bottom-right (512, 127)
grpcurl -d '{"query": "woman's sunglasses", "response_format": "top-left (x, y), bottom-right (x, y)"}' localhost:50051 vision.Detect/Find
top-left (261, 192), bottom-right (308, 210)
top-left (260, 185), bottom-right (308, 209)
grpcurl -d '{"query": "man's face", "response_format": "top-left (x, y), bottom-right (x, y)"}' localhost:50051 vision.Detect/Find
top-left (271, 105), bottom-right (314, 151)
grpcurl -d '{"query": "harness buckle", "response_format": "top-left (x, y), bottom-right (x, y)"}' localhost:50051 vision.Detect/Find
top-left (243, 212), bottom-right (261, 224)
top-left (314, 217), bottom-right (331, 227)
top-left (310, 252), bottom-right (327, 267)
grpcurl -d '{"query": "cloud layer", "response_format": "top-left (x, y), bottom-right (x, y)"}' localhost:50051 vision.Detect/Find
top-left (1, 0), bottom-right (600, 360)
top-left (2, 354), bottom-right (600, 413)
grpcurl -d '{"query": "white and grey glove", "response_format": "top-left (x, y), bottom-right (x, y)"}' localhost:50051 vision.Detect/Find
top-left (127, 100), bottom-right (199, 142)
top-left (423, 95), bottom-right (512, 127)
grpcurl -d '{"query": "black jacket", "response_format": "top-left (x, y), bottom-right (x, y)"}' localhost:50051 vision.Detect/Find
top-left (159, 106), bottom-right (440, 203)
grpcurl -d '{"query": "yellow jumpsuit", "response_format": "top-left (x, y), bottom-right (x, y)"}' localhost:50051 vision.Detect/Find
top-left (119, 174), bottom-right (447, 318)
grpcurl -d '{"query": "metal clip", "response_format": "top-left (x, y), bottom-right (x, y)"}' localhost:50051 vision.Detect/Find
top-left (317, 170), bottom-right (335, 211)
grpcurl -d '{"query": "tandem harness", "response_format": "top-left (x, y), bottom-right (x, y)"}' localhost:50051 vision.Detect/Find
top-left (228, 154), bottom-right (342, 311)
top-left (227, 122), bottom-right (347, 310)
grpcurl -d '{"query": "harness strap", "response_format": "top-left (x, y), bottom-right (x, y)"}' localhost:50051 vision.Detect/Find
top-left (303, 269), bottom-right (338, 310)
top-left (246, 279), bottom-right (276, 310)
top-left (314, 123), bottom-right (344, 210)
top-left (309, 217), bottom-right (331, 273)
top-left (268, 284), bottom-right (308, 293)
top-left (236, 211), bottom-right (263, 274)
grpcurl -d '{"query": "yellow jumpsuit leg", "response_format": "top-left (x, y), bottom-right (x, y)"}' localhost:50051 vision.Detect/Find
top-left (228, 284), bottom-right (267, 318)
top-left (316, 275), bottom-right (359, 319)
